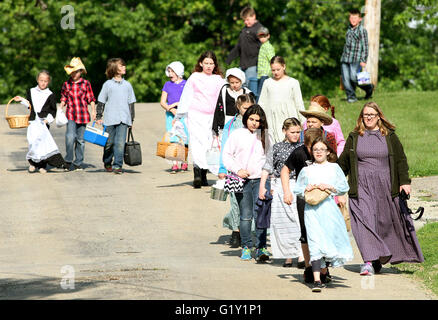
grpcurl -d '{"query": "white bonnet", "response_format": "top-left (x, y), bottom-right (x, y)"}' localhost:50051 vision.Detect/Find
top-left (225, 68), bottom-right (245, 84)
top-left (166, 61), bottom-right (185, 78)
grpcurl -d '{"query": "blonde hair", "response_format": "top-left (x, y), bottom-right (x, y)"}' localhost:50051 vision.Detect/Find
top-left (282, 117), bottom-right (301, 130)
top-left (36, 70), bottom-right (51, 82)
top-left (354, 102), bottom-right (395, 136)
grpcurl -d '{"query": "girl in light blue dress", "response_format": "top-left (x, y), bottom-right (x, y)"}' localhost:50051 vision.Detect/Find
top-left (293, 136), bottom-right (353, 292)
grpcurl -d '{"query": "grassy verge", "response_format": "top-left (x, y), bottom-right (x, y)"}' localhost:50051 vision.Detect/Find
top-left (313, 90), bottom-right (438, 177)
top-left (390, 222), bottom-right (438, 297)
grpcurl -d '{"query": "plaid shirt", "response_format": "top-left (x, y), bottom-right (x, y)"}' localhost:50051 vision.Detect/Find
top-left (257, 41), bottom-right (275, 78)
top-left (61, 78), bottom-right (96, 123)
top-left (325, 129), bottom-right (337, 155)
top-left (340, 23), bottom-right (368, 64)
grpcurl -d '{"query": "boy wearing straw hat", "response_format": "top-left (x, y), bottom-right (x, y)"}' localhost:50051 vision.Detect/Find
top-left (300, 102), bottom-right (337, 155)
top-left (60, 57), bottom-right (96, 171)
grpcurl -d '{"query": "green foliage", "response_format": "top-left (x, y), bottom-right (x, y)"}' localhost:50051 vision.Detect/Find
top-left (0, 0), bottom-right (436, 103)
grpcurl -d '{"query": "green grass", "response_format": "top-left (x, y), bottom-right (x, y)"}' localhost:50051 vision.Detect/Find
top-left (322, 90), bottom-right (438, 177)
top-left (390, 222), bottom-right (438, 297)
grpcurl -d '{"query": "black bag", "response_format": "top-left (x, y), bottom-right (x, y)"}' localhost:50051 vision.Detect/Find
top-left (124, 127), bottom-right (142, 166)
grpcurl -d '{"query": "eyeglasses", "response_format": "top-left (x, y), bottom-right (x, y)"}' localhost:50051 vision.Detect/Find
top-left (363, 113), bottom-right (379, 119)
top-left (313, 148), bottom-right (328, 153)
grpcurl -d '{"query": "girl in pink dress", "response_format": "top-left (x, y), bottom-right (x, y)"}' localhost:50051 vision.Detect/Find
top-left (175, 51), bottom-right (226, 188)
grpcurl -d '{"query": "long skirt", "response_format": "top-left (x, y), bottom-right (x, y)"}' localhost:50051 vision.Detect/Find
top-left (187, 110), bottom-right (212, 169)
top-left (349, 167), bottom-right (424, 265)
top-left (269, 178), bottom-right (303, 259)
top-left (26, 119), bottom-right (64, 168)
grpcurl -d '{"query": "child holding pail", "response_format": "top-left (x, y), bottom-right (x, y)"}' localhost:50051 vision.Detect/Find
top-left (60, 57), bottom-right (96, 171)
top-left (96, 58), bottom-right (136, 174)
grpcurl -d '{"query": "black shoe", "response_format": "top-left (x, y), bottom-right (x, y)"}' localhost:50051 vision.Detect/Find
top-left (64, 162), bottom-right (71, 171)
top-left (229, 231), bottom-right (241, 248)
top-left (283, 261), bottom-right (293, 268)
top-left (193, 167), bottom-right (202, 189)
top-left (312, 281), bottom-right (325, 292)
top-left (304, 266), bottom-right (314, 283)
top-left (372, 260), bottom-right (382, 273)
top-left (320, 268), bottom-right (332, 284)
top-left (72, 164), bottom-right (84, 171)
top-left (201, 169), bottom-right (209, 186)
top-left (364, 84), bottom-right (374, 99)
top-left (297, 260), bottom-right (306, 269)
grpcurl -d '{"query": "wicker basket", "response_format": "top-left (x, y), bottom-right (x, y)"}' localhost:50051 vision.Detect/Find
top-left (5, 98), bottom-right (31, 129)
top-left (156, 133), bottom-right (188, 161)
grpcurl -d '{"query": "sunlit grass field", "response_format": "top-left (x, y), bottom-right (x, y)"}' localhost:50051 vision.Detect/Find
top-left (318, 90), bottom-right (438, 177)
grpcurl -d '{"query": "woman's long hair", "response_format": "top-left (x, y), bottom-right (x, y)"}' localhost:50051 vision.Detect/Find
top-left (354, 101), bottom-right (395, 136)
top-left (194, 50), bottom-right (222, 76)
top-left (242, 104), bottom-right (268, 152)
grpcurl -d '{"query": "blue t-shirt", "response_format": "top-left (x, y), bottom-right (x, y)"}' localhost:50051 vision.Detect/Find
top-left (162, 80), bottom-right (186, 105)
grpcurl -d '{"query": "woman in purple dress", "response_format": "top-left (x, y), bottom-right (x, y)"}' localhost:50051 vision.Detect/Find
top-left (338, 102), bottom-right (424, 276)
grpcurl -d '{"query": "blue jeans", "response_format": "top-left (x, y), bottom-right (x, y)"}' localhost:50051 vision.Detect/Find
top-left (242, 66), bottom-right (258, 94)
top-left (65, 120), bottom-right (86, 166)
top-left (256, 76), bottom-right (269, 102)
top-left (341, 62), bottom-right (360, 100)
top-left (236, 178), bottom-right (270, 249)
top-left (103, 123), bottom-right (128, 169)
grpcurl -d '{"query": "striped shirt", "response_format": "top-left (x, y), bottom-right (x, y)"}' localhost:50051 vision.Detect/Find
top-left (61, 78), bottom-right (95, 124)
top-left (257, 41), bottom-right (275, 78)
top-left (340, 23), bottom-right (368, 64)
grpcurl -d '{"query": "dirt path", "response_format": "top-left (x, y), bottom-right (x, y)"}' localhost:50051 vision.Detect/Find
top-left (0, 102), bottom-right (436, 300)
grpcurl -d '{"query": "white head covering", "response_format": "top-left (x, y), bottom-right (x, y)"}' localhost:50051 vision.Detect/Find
top-left (166, 61), bottom-right (185, 78)
top-left (225, 68), bottom-right (246, 85)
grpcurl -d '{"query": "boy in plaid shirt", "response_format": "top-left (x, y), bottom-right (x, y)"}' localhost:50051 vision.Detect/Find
top-left (256, 26), bottom-right (275, 101)
top-left (340, 9), bottom-right (374, 103)
top-left (60, 57), bottom-right (96, 170)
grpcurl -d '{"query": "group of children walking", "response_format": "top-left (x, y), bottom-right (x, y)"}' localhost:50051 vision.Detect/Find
top-left (158, 6), bottom-right (425, 294)
top-left (15, 57), bottom-right (136, 174)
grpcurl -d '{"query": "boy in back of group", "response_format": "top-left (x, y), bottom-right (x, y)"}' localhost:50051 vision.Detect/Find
top-left (226, 6), bottom-right (264, 94)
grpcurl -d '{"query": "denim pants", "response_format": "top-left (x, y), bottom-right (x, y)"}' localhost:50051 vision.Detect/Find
top-left (236, 178), bottom-right (271, 249)
top-left (242, 66), bottom-right (258, 93)
top-left (341, 62), bottom-right (360, 100)
top-left (103, 122), bottom-right (128, 169)
top-left (256, 76), bottom-right (269, 102)
top-left (65, 120), bottom-right (86, 166)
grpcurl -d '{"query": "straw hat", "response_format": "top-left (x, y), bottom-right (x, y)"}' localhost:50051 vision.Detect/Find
top-left (300, 101), bottom-right (333, 125)
top-left (64, 57), bottom-right (87, 75)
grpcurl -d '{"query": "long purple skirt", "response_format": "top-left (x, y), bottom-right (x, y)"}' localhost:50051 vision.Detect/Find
top-left (349, 131), bottom-right (424, 265)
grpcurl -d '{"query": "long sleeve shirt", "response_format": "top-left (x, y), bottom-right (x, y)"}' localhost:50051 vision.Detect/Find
top-left (340, 22), bottom-right (368, 64)
top-left (222, 127), bottom-right (271, 179)
top-left (226, 21), bottom-right (264, 70)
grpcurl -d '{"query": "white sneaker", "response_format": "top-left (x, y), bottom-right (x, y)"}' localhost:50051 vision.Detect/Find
top-left (28, 165), bottom-right (36, 173)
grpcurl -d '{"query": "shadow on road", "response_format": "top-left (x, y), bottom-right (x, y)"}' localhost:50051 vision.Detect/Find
top-left (0, 276), bottom-right (103, 300)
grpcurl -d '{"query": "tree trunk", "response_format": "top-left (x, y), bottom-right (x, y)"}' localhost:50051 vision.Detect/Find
top-left (363, 0), bottom-right (381, 87)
